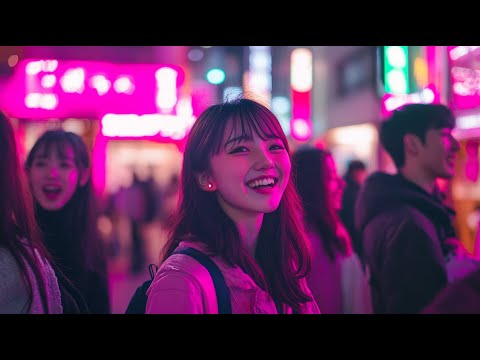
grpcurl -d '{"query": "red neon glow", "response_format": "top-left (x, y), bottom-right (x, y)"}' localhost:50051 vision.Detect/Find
top-left (290, 118), bottom-right (312, 141)
top-left (290, 48), bottom-right (312, 142)
top-left (290, 89), bottom-right (312, 141)
top-left (426, 46), bottom-right (436, 86)
top-left (1, 59), bottom-right (184, 119)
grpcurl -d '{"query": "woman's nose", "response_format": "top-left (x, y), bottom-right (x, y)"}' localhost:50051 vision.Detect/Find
top-left (48, 166), bottom-right (59, 177)
top-left (254, 150), bottom-right (274, 170)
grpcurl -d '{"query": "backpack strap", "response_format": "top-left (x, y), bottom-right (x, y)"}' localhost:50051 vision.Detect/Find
top-left (173, 247), bottom-right (232, 314)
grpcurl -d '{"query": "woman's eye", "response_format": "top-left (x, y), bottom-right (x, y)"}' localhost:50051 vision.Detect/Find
top-left (33, 161), bottom-right (46, 167)
top-left (270, 144), bottom-right (284, 150)
top-left (230, 146), bottom-right (248, 154)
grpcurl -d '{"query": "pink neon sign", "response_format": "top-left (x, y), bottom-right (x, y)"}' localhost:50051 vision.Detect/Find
top-left (290, 89), bottom-right (312, 141)
top-left (448, 46), bottom-right (480, 110)
top-left (1, 59), bottom-right (185, 119)
top-left (381, 84), bottom-right (439, 118)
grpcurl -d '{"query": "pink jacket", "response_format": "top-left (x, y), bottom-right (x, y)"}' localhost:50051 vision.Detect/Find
top-left (145, 241), bottom-right (320, 314)
top-left (305, 227), bottom-right (372, 314)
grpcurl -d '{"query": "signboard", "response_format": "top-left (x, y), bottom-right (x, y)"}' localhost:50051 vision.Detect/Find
top-left (448, 46), bottom-right (480, 110)
top-left (1, 59), bottom-right (185, 119)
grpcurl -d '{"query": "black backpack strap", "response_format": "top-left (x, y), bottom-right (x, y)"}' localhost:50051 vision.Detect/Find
top-left (173, 247), bottom-right (232, 314)
top-left (125, 279), bottom-right (152, 314)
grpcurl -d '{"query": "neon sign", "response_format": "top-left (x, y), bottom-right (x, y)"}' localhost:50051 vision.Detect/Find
top-left (2, 59), bottom-right (185, 119)
top-left (448, 46), bottom-right (480, 110)
top-left (381, 84), bottom-right (439, 117)
top-left (290, 48), bottom-right (312, 141)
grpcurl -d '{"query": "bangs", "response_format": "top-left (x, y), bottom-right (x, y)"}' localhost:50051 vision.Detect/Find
top-left (211, 101), bottom-right (287, 154)
top-left (27, 131), bottom-right (78, 169)
top-left (34, 137), bottom-right (73, 161)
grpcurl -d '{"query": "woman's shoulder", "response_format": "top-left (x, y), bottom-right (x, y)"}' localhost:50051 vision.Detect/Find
top-left (146, 243), bottom-right (219, 313)
top-left (157, 241), bottom-right (217, 279)
top-left (0, 246), bottom-right (30, 313)
top-left (30, 246), bottom-right (63, 314)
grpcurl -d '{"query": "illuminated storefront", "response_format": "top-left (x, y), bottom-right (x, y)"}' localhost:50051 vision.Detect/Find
top-left (1, 58), bottom-right (194, 197)
top-left (446, 46), bottom-right (480, 253)
top-left (321, 123), bottom-right (379, 176)
top-left (315, 46), bottom-right (380, 175)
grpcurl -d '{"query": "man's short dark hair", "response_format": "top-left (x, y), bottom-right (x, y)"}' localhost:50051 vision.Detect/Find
top-left (380, 103), bottom-right (456, 168)
top-left (345, 159), bottom-right (366, 180)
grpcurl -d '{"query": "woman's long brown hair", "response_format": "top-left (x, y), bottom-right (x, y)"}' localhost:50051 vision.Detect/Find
top-left (163, 98), bottom-right (312, 312)
top-left (293, 147), bottom-right (352, 260)
top-left (0, 111), bottom-right (51, 313)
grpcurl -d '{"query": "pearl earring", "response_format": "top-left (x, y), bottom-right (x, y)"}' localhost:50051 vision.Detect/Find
top-left (208, 183), bottom-right (212, 189)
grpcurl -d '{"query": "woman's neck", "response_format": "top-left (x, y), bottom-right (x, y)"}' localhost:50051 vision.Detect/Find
top-left (234, 214), bottom-right (263, 257)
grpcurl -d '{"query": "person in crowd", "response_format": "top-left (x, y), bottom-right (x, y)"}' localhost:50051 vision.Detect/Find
top-left (0, 111), bottom-right (62, 314)
top-left (25, 129), bottom-right (110, 314)
top-left (145, 97), bottom-right (320, 314)
top-left (127, 172), bottom-right (149, 274)
top-left (422, 266), bottom-right (480, 314)
top-left (339, 159), bottom-right (367, 260)
top-left (355, 103), bottom-right (461, 313)
top-left (159, 174), bottom-right (180, 225)
top-left (293, 147), bottom-right (372, 314)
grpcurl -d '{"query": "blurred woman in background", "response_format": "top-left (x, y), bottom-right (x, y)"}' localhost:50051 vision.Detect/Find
top-left (293, 146), bottom-right (372, 314)
top-left (25, 130), bottom-right (110, 314)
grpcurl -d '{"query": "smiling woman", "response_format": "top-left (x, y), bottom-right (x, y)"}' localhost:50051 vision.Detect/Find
top-left (25, 130), bottom-right (110, 314)
top-left (144, 96), bottom-right (321, 314)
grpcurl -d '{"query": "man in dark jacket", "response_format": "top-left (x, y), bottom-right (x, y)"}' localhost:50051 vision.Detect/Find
top-left (355, 103), bottom-right (460, 314)
top-left (422, 266), bottom-right (480, 314)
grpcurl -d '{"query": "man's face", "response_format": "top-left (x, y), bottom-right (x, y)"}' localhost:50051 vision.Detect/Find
top-left (417, 127), bottom-right (460, 179)
top-left (353, 169), bottom-right (367, 185)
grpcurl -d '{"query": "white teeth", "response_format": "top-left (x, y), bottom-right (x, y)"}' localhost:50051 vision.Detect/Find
top-left (247, 178), bottom-right (275, 188)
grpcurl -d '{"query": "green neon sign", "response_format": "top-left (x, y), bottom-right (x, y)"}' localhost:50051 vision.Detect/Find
top-left (384, 46), bottom-right (409, 95)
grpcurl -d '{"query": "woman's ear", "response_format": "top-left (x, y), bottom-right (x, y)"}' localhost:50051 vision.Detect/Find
top-left (79, 167), bottom-right (90, 187)
top-left (195, 172), bottom-right (216, 192)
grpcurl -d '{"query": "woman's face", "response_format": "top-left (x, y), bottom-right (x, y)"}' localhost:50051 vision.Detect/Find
top-left (27, 144), bottom-right (80, 211)
top-left (203, 119), bottom-right (291, 223)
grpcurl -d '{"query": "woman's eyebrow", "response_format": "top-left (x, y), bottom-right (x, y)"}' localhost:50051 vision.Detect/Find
top-left (224, 135), bottom-right (253, 148)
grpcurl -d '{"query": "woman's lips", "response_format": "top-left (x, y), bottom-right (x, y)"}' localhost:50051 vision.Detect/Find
top-left (42, 187), bottom-right (61, 201)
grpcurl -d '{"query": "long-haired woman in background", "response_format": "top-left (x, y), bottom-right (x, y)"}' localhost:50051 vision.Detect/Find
top-left (0, 111), bottom-right (62, 313)
top-left (293, 146), bottom-right (372, 314)
top-left (25, 129), bottom-right (110, 314)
